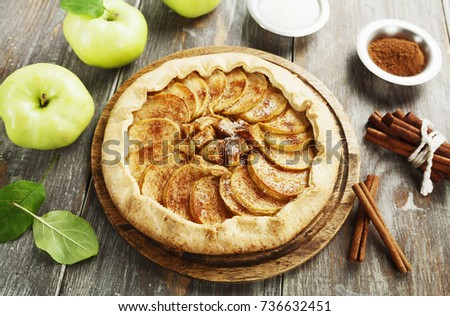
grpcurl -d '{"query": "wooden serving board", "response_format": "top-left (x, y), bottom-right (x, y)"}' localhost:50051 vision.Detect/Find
top-left (91, 46), bottom-right (360, 283)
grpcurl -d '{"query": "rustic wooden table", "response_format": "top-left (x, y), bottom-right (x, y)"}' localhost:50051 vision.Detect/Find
top-left (1, 0), bottom-right (448, 296)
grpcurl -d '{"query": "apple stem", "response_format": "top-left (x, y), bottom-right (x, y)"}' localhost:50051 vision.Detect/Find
top-left (104, 7), bottom-right (119, 21)
top-left (40, 93), bottom-right (49, 108)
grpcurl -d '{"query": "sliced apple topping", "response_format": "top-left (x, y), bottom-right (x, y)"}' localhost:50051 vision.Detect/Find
top-left (264, 128), bottom-right (314, 152)
top-left (247, 151), bottom-right (309, 200)
top-left (224, 137), bottom-right (247, 167)
top-left (259, 106), bottom-right (310, 134)
top-left (174, 138), bottom-right (196, 158)
top-left (181, 72), bottom-right (209, 119)
top-left (181, 123), bottom-right (196, 138)
top-left (192, 116), bottom-right (221, 131)
top-left (200, 139), bottom-right (225, 165)
top-left (163, 81), bottom-right (197, 120)
top-left (129, 68), bottom-right (317, 224)
top-left (128, 141), bottom-right (174, 179)
top-left (213, 68), bottom-right (248, 112)
top-left (205, 70), bottom-right (226, 109)
top-left (247, 124), bottom-right (314, 171)
top-left (133, 92), bottom-right (191, 124)
top-left (216, 117), bottom-right (249, 138)
top-left (128, 118), bottom-right (180, 150)
top-left (190, 176), bottom-right (231, 224)
top-left (139, 154), bottom-right (183, 204)
top-left (222, 73), bottom-right (268, 115)
top-left (239, 88), bottom-right (287, 123)
top-left (163, 164), bottom-right (211, 221)
top-left (192, 126), bottom-right (215, 150)
top-left (264, 146), bottom-right (315, 171)
top-left (230, 166), bottom-right (285, 216)
top-left (219, 175), bottom-right (252, 216)
top-left (190, 155), bottom-right (230, 177)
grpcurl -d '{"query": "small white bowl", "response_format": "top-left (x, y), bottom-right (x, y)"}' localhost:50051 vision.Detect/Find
top-left (357, 19), bottom-right (442, 86)
top-left (247, 0), bottom-right (330, 37)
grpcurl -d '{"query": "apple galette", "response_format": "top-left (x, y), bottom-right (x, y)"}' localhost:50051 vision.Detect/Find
top-left (102, 52), bottom-right (340, 255)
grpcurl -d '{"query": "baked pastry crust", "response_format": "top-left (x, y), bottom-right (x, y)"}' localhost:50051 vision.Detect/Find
top-left (102, 52), bottom-right (340, 255)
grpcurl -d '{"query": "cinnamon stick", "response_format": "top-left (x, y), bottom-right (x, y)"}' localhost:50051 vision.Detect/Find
top-left (352, 182), bottom-right (412, 273)
top-left (368, 111), bottom-right (391, 135)
top-left (383, 113), bottom-right (450, 158)
top-left (403, 111), bottom-right (450, 153)
top-left (382, 112), bottom-right (421, 134)
top-left (365, 128), bottom-right (450, 176)
top-left (349, 175), bottom-right (379, 262)
top-left (368, 114), bottom-right (447, 182)
top-left (392, 108), bottom-right (406, 119)
top-left (388, 122), bottom-right (422, 146)
top-left (361, 183), bottom-right (412, 272)
top-left (404, 111), bottom-right (431, 130)
top-left (365, 131), bottom-right (445, 183)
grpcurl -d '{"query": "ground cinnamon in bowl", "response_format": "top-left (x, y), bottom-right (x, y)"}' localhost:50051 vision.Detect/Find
top-left (368, 37), bottom-right (426, 77)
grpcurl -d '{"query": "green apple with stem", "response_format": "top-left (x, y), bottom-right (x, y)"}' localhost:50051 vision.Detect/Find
top-left (162, 0), bottom-right (222, 18)
top-left (0, 63), bottom-right (94, 150)
top-left (62, 0), bottom-right (148, 69)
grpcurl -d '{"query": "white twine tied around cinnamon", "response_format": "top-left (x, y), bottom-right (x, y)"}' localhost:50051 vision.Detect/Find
top-left (408, 119), bottom-right (446, 196)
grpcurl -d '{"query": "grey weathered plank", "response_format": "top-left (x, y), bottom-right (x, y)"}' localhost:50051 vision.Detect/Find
top-left (0, 0), bottom-right (121, 295)
top-left (58, 0), bottom-right (290, 295)
top-left (284, 0), bottom-right (450, 295)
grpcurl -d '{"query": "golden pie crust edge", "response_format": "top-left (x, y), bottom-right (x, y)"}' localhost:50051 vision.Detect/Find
top-left (102, 52), bottom-right (341, 255)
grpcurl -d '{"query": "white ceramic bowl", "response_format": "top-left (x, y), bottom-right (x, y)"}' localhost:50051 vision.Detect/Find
top-left (247, 0), bottom-right (330, 37)
top-left (357, 19), bottom-right (442, 86)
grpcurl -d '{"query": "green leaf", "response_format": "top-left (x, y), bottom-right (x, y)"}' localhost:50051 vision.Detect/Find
top-left (60, 0), bottom-right (104, 18)
top-left (0, 180), bottom-right (45, 243)
top-left (32, 211), bottom-right (99, 265)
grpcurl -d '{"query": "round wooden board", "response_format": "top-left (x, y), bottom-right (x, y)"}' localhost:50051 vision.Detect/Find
top-left (91, 46), bottom-right (360, 283)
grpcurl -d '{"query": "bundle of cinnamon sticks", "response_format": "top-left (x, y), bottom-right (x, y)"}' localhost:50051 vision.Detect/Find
top-left (365, 109), bottom-right (450, 182)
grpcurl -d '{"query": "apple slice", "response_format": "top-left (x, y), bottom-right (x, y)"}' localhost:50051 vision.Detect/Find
top-left (259, 106), bottom-right (310, 134)
top-left (190, 176), bottom-right (231, 224)
top-left (266, 146), bottom-right (315, 171)
top-left (200, 139), bottom-right (225, 165)
top-left (190, 154), bottom-right (230, 174)
top-left (247, 151), bottom-right (309, 200)
top-left (192, 126), bottom-right (215, 150)
top-left (239, 88), bottom-right (287, 123)
top-left (163, 81), bottom-right (196, 120)
top-left (181, 72), bottom-right (209, 119)
top-left (181, 123), bottom-right (195, 138)
top-left (205, 69), bottom-right (226, 109)
top-left (127, 141), bottom-right (174, 179)
top-left (213, 68), bottom-right (248, 112)
top-left (139, 153), bottom-right (182, 204)
top-left (223, 137), bottom-right (246, 167)
top-left (163, 164), bottom-right (211, 221)
top-left (128, 118), bottom-right (180, 150)
top-left (247, 124), bottom-right (314, 171)
top-left (222, 73), bottom-right (268, 115)
top-left (133, 92), bottom-right (190, 124)
top-left (174, 139), bottom-right (196, 159)
top-left (192, 116), bottom-right (221, 131)
top-left (264, 128), bottom-right (314, 152)
top-left (230, 166), bottom-right (285, 216)
top-left (219, 175), bottom-right (252, 216)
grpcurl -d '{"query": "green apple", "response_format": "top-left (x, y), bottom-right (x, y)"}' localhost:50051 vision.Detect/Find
top-left (163, 0), bottom-right (222, 18)
top-left (63, 0), bottom-right (148, 69)
top-left (0, 63), bottom-right (94, 150)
